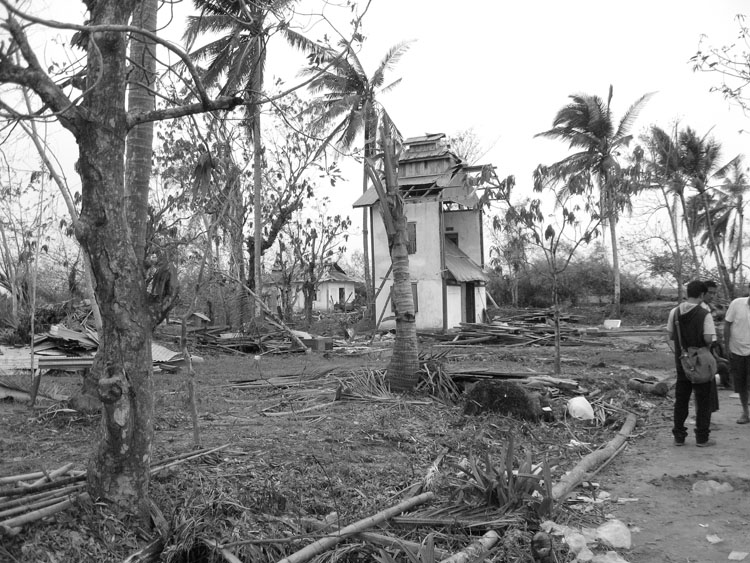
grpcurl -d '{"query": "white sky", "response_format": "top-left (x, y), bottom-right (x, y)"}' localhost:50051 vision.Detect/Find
top-left (271, 0), bottom-right (750, 255)
top-left (309, 0), bottom-right (750, 188)
top-left (11, 0), bottom-right (750, 262)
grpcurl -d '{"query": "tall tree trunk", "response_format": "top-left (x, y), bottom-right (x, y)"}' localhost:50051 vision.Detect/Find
top-left (700, 190), bottom-right (733, 298)
top-left (125, 0), bottom-right (157, 264)
top-left (661, 187), bottom-right (684, 300)
top-left (77, 0), bottom-right (156, 521)
top-left (361, 104), bottom-right (375, 323)
top-left (609, 218), bottom-right (621, 319)
top-left (738, 202), bottom-right (745, 289)
top-left (552, 271), bottom-right (561, 376)
top-left (678, 190), bottom-right (701, 276)
top-left (253, 103), bottom-right (263, 319)
top-left (381, 136), bottom-right (419, 391)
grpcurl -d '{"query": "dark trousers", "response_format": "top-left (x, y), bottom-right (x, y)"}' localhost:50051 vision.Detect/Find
top-left (673, 359), bottom-right (713, 443)
top-left (729, 353), bottom-right (750, 409)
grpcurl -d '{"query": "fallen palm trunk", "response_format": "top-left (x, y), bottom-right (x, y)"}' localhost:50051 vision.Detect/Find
top-left (438, 530), bottom-right (500, 563)
top-left (551, 412), bottom-right (637, 501)
top-left (276, 492), bottom-right (435, 563)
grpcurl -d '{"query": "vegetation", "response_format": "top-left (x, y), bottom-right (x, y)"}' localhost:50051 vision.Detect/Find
top-left (2, 0), bottom-right (750, 543)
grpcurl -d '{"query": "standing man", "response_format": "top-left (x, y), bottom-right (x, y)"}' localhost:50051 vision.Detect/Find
top-left (724, 288), bottom-right (750, 424)
top-left (667, 280), bottom-right (716, 446)
top-left (702, 280), bottom-right (720, 413)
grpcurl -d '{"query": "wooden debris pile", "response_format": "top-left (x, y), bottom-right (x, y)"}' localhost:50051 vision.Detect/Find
top-left (0, 445), bottom-right (229, 536)
top-left (419, 307), bottom-right (666, 347)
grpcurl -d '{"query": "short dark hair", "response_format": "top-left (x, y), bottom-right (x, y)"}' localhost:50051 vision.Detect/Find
top-left (703, 280), bottom-right (718, 290)
top-left (687, 280), bottom-right (708, 298)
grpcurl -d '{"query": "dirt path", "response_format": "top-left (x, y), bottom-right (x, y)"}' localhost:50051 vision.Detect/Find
top-left (604, 377), bottom-right (750, 562)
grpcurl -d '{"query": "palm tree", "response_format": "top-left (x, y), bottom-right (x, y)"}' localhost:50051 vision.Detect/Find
top-left (641, 125), bottom-right (699, 295)
top-left (536, 85), bottom-right (652, 317)
top-left (301, 40), bottom-right (411, 322)
top-left (184, 0), bottom-right (322, 319)
top-left (676, 127), bottom-right (735, 296)
top-left (691, 155), bottom-right (748, 289)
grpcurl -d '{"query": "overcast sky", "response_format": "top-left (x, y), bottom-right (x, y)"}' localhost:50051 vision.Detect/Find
top-left (261, 0), bottom-right (750, 251)
top-left (14, 1), bottom-right (750, 259)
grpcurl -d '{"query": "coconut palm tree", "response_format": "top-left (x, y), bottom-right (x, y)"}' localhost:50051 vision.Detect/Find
top-left (301, 40), bottom-right (411, 321)
top-left (691, 155), bottom-right (748, 289)
top-left (675, 127), bottom-right (735, 296)
top-left (184, 0), bottom-right (323, 319)
top-left (642, 125), bottom-right (701, 278)
top-left (536, 86), bottom-right (652, 317)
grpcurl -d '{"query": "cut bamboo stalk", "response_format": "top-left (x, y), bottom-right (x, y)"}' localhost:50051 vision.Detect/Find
top-left (150, 444), bottom-right (230, 475)
top-left (0, 471), bottom-right (47, 485)
top-left (0, 492), bottom-right (89, 529)
top-left (202, 539), bottom-right (243, 563)
top-left (300, 514), bottom-right (451, 560)
top-left (0, 483), bottom-right (85, 512)
top-left (26, 463), bottom-right (74, 488)
top-left (0, 493), bottom-right (77, 519)
top-left (438, 530), bottom-right (500, 563)
top-left (0, 474), bottom-right (83, 498)
top-left (276, 492), bottom-right (435, 563)
top-left (551, 412), bottom-right (637, 501)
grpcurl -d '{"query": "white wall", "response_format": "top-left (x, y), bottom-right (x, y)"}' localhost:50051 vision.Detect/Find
top-left (372, 200), bottom-right (446, 330)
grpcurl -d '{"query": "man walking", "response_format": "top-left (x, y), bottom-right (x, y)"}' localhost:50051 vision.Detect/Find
top-left (724, 288), bottom-right (750, 424)
top-left (667, 280), bottom-right (716, 446)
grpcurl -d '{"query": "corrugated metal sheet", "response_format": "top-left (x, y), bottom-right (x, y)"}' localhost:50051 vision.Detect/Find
top-left (353, 186), bottom-right (379, 208)
top-left (444, 238), bottom-right (489, 283)
top-left (399, 146), bottom-right (451, 162)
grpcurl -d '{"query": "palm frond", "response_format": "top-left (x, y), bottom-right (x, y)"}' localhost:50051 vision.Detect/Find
top-left (371, 40), bottom-right (413, 87)
top-left (615, 91), bottom-right (655, 140)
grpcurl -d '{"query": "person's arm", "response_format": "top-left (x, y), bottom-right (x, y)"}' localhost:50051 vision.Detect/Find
top-left (704, 315), bottom-right (716, 346)
top-left (725, 320), bottom-right (733, 354)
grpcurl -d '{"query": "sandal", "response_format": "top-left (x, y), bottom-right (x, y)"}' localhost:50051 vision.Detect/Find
top-left (737, 415), bottom-right (750, 424)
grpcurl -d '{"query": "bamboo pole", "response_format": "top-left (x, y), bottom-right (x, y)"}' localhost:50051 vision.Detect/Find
top-left (0, 492), bottom-right (90, 529)
top-left (551, 412), bottom-right (637, 501)
top-left (0, 484), bottom-right (85, 512)
top-left (438, 530), bottom-right (500, 563)
top-left (26, 463), bottom-right (74, 487)
top-left (300, 513), bottom-right (451, 560)
top-left (276, 492), bottom-right (435, 563)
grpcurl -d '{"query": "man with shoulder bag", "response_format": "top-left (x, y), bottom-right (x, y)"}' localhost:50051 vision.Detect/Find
top-left (667, 280), bottom-right (717, 447)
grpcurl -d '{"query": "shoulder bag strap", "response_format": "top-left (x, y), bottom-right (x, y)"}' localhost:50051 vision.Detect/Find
top-left (674, 307), bottom-right (685, 352)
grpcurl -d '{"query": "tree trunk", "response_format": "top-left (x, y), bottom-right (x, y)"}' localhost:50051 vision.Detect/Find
top-left (679, 191), bottom-right (701, 276)
top-left (663, 189), bottom-right (684, 300)
top-left (361, 106), bottom-right (375, 323)
top-left (125, 0), bottom-right (157, 264)
top-left (552, 272), bottom-right (561, 377)
top-left (74, 1), bottom-right (155, 521)
top-left (700, 190), bottom-right (733, 298)
top-left (253, 103), bottom-right (263, 319)
top-left (609, 218), bottom-right (621, 319)
top-left (381, 136), bottom-right (419, 392)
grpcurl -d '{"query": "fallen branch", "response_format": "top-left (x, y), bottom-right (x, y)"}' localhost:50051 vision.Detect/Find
top-left (438, 530), bottom-right (500, 563)
top-left (300, 513), bottom-right (451, 560)
top-left (276, 492), bottom-right (435, 563)
top-left (551, 412), bottom-right (637, 501)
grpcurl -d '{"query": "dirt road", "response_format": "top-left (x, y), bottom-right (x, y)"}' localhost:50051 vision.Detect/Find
top-left (604, 379), bottom-right (750, 562)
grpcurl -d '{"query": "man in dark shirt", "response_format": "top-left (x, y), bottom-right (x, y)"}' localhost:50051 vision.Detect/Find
top-left (667, 280), bottom-right (716, 446)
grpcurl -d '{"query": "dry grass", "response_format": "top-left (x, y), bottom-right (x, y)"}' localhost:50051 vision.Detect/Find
top-left (0, 334), bottom-right (674, 563)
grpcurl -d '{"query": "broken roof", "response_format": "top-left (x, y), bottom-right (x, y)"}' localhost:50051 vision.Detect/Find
top-left (443, 238), bottom-right (489, 283)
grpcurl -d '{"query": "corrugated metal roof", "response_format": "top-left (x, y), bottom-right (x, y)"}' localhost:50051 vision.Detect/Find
top-left (399, 146), bottom-right (452, 162)
top-left (444, 238), bottom-right (489, 283)
top-left (404, 133), bottom-right (446, 145)
top-left (353, 186), bottom-right (379, 208)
